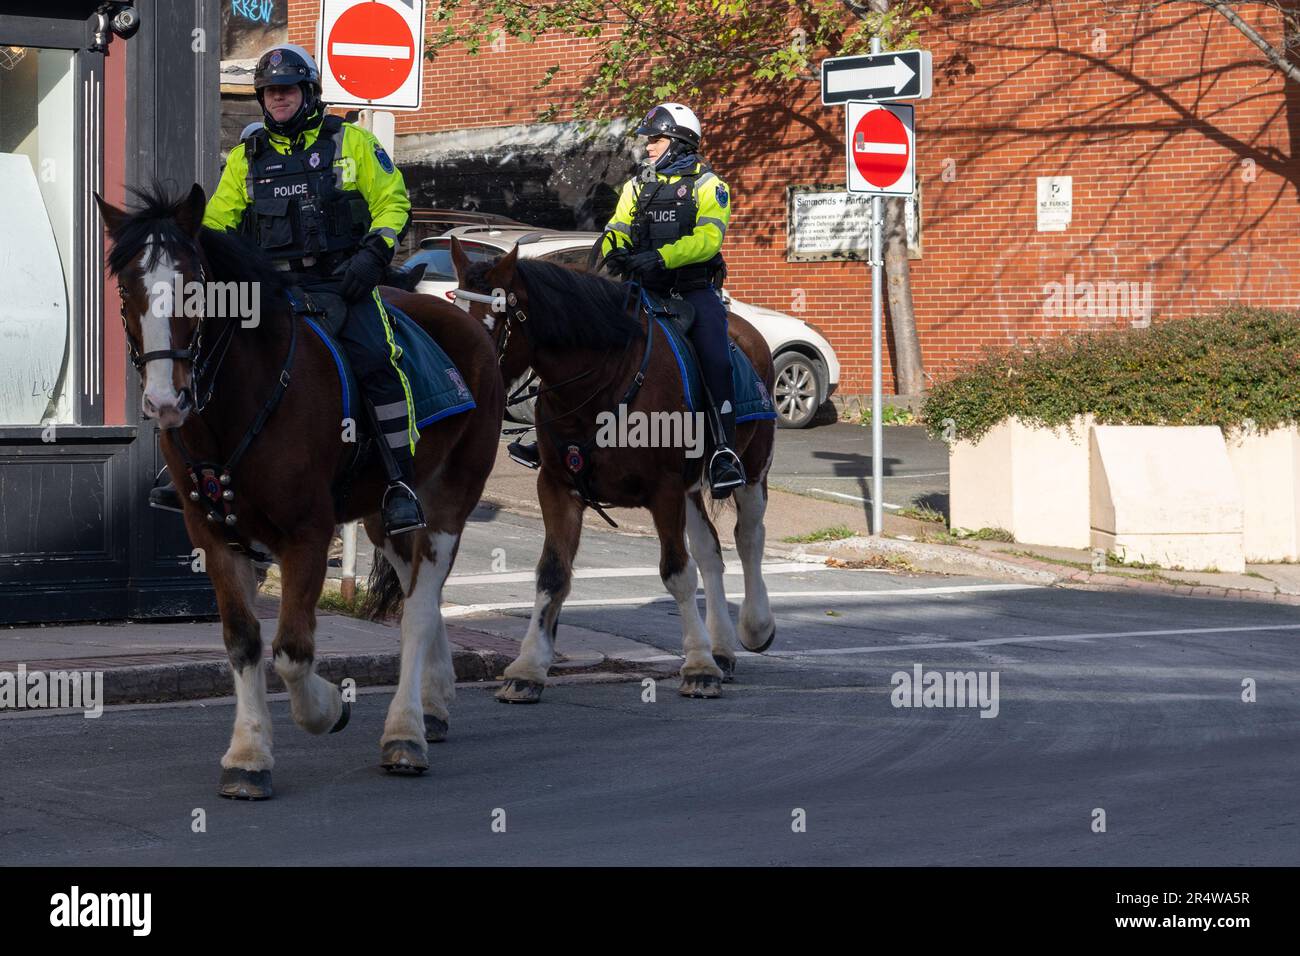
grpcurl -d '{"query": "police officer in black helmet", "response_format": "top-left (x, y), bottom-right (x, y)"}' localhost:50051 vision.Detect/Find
top-left (150, 44), bottom-right (424, 536)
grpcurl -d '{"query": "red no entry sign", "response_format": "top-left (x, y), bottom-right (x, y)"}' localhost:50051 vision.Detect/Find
top-left (845, 102), bottom-right (915, 197)
top-left (318, 0), bottom-right (426, 110)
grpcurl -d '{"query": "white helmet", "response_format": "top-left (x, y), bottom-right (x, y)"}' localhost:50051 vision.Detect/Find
top-left (635, 102), bottom-right (702, 150)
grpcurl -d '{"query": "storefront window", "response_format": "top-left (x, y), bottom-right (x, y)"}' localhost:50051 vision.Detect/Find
top-left (0, 46), bottom-right (77, 425)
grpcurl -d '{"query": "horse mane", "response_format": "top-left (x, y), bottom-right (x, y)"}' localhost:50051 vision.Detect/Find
top-left (477, 259), bottom-right (644, 351)
top-left (103, 181), bottom-right (288, 313)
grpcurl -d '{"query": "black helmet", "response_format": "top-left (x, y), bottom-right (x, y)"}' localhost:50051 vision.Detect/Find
top-left (254, 44), bottom-right (323, 138)
top-left (635, 103), bottom-right (702, 151)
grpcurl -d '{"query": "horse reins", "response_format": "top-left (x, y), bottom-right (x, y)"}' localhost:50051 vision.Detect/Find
top-left (453, 278), bottom-right (657, 527)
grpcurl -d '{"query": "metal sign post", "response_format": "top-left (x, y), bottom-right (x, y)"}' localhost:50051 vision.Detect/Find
top-left (824, 36), bottom-right (928, 535)
top-left (869, 36), bottom-right (884, 537)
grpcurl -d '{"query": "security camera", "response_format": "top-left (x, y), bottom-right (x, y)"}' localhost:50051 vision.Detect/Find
top-left (110, 5), bottom-right (140, 40)
top-left (90, 3), bottom-right (139, 52)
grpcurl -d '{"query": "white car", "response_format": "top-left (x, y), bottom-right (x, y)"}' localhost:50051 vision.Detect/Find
top-left (403, 226), bottom-right (840, 428)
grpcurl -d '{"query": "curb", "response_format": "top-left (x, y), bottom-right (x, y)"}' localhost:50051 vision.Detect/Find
top-left (793, 535), bottom-right (1060, 585)
top-left (0, 648), bottom-right (684, 711)
top-left (12, 649), bottom-right (513, 709)
top-left (797, 534), bottom-right (1300, 604)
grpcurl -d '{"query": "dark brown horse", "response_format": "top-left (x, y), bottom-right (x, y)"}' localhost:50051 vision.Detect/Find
top-left (96, 184), bottom-right (503, 798)
top-left (449, 238), bottom-right (777, 701)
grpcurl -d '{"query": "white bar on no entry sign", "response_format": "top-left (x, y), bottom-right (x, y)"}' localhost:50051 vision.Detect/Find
top-left (331, 41), bottom-right (411, 59)
top-left (855, 141), bottom-right (907, 154)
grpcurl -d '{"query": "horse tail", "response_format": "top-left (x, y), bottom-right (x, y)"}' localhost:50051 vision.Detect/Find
top-left (359, 551), bottom-right (405, 620)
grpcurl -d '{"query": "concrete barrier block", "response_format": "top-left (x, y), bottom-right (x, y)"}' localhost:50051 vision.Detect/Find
top-left (949, 420), bottom-right (1013, 536)
top-left (1225, 425), bottom-right (1300, 562)
top-left (1090, 425), bottom-right (1244, 572)
top-left (949, 417), bottom-right (1090, 548)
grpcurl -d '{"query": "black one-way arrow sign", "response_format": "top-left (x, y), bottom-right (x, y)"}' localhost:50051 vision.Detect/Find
top-left (821, 50), bottom-right (932, 105)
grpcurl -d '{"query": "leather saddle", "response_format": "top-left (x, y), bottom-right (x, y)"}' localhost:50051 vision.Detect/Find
top-left (286, 263), bottom-right (427, 335)
top-left (639, 289), bottom-right (696, 335)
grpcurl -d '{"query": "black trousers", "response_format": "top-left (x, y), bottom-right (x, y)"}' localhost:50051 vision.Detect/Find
top-left (681, 287), bottom-right (734, 413)
top-left (332, 288), bottom-right (417, 470)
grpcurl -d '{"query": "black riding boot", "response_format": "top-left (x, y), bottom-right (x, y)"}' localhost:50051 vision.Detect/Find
top-left (706, 400), bottom-right (746, 499)
top-left (508, 437), bottom-right (540, 469)
top-left (149, 467), bottom-right (183, 513)
top-left (363, 398), bottom-right (426, 536)
top-left (381, 473), bottom-right (425, 536)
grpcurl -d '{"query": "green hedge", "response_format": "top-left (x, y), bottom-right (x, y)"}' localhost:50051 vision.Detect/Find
top-left (922, 307), bottom-right (1300, 442)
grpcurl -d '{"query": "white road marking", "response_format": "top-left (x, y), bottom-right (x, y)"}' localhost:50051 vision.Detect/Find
top-left (776, 473), bottom-right (948, 481)
top-left (442, 582), bottom-right (1038, 618)
top-left (808, 487), bottom-right (904, 509)
top-left (444, 561), bottom-right (832, 587)
top-left (757, 623), bottom-right (1300, 658)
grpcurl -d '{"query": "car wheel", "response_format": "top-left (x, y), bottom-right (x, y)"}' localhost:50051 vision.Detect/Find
top-left (504, 369), bottom-right (537, 425)
top-left (773, 351), bottom-right (823, 429)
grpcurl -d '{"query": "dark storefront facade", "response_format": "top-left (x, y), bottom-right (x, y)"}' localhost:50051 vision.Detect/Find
top-left (0, 1), bottom-right (221, 624)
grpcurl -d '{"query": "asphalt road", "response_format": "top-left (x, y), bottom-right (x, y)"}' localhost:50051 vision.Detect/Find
top-left (768, 422), bottom-right (949, 515)
top-left (3, 507), bottom-right (1298, 866)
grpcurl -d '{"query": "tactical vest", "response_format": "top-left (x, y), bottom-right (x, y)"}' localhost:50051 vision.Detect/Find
top-left (239, 115), bottom-right (371, 272)
top-left (630, 166), bottom-right (726, 293)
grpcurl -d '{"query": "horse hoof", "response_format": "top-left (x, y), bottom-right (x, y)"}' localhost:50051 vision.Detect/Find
top-left (217, 768), bottom-right (273, 800)
top-left (679, 673), bottom-right (722, 699)
top-left (714, 655), bottom-right (736, 682)
top-left (750, 625), bottom-right (776, 654)
top-left (424, 714), bottom-right (449, 743)
top-left (330, 700), bottom-right (351, 734)
top-left (495, 678), bottom-right (545, 704)
top-left (380, 739), bottom-right (429, 774)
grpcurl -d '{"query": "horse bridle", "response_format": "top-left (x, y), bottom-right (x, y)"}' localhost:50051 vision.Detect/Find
top-left (118, 240), bottom-right (296, 530)
top-left (450, 286), bottom-right (527, 364)
top-left (117, 248), bottom-right (240, 414)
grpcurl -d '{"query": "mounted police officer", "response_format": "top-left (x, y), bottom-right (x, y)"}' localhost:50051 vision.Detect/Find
top-left (610, 103), bottom-right (743, 497)
top-left (509, 103), bottom-right (745, 498)
top-left (150, 43), bottom-right (424, 535)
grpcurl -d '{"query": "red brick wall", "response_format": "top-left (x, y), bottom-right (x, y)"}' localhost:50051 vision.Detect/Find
top-left (286, 1), bottom-right (1299, 394)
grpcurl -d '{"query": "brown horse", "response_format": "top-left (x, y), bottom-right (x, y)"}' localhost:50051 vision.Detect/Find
top-left (96, 184), bottom-right (503, 798)
top-left (449, 238), bottom-right (777, 701)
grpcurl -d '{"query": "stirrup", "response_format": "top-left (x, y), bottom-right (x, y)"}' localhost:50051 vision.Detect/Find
top-left (382, 481), bottom-right (426, 536)
top-left (708, 446), bottom-right (746, 499)
top-left (508, 438), bottom-right (540, 470)
top-left (148, 468), bottom-right (183, 514)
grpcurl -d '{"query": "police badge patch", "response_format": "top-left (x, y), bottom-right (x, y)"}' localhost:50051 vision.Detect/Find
top-left (677, 185), bottom-right (688, 198)
top-left (716, 185), bottom-right (729, 208)
top-left (308, 152), bottom-right (321, 169)
top-left (374, 145), bottom-right (394, 173)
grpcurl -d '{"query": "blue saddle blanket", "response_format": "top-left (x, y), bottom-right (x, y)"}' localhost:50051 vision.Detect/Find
top-left (302, 302), bottom-right (476, 430)
top-left (654, 317), bottom-right (777, 424)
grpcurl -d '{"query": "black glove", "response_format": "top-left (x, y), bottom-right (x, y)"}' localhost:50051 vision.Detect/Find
top-left (336, 236), bottom-right (392, 303)
top-left (626, 249), bottom-right (663, 281)
top-left (602, 246), bottom-right (631, 278)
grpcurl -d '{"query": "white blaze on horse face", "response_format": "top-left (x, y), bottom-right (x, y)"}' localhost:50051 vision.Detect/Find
top-left (138, 237), bottom-right (184, 421)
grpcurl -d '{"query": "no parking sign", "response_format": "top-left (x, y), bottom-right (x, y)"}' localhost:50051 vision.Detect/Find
top-left (317, 0), bottom-right (425, 110)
